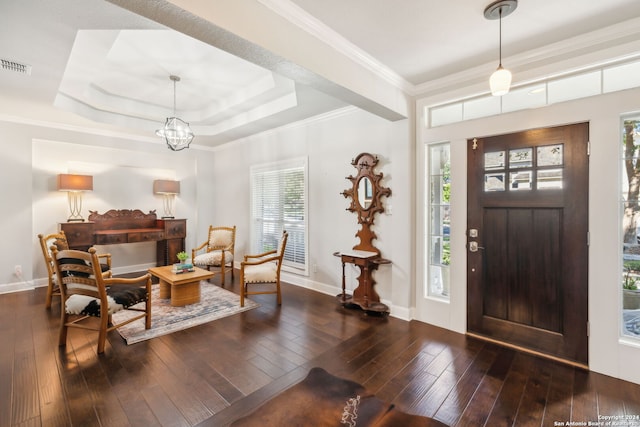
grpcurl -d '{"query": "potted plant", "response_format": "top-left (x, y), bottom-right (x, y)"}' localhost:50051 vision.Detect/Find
top-left (176, 251), bottom-right (188, 264)
top-left (173, 251), bottom-right (193, 273)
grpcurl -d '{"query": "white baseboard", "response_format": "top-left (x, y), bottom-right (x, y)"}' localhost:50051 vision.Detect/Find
top-left (0, 280), bottom-right (37, 294)
top-left (280, 271), bottom-right (407, 320)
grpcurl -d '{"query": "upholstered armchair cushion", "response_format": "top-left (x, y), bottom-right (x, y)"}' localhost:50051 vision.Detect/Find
top-left (209, 230), bottom-right (234, 248)
top-left (243, 262), bottom-right (277, 283)
top-left (193, 250), bottom-right (234, 267)
top-left (65, 285), bottom-right (148, 316)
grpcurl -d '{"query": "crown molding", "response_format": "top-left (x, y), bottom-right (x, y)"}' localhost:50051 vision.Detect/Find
top-left (257, 0), bottom-right (415, 95)
top-left (0, 113), bottom-right (159, 143)
top-left (215, 106), bottom-right (359, 151)
top-left (414, 16), bottom-right (640, 99)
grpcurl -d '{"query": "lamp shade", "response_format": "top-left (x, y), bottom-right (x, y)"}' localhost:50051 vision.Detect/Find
top-left (153, 179), bottom-right (180, 195)
top-left (490, 66), bottom-right (512, 97)
top-left (57, 174), bottom-right (93, 192)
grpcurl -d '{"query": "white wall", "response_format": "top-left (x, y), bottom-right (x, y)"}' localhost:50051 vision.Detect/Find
top-left (209, 107), bottom-right (413, 317)
top-left (0, 107), bottom-right (414, 317)
top-left (0, 119), bottom-right (212, 293)
top-left (416, 86), bottom-right (640, 385)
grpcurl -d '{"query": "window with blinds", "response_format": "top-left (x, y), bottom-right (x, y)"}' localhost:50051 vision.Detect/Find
top-left (250, 157), bottom-right (308, 274)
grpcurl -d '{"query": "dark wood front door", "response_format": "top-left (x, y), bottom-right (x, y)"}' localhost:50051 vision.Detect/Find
top-left (467, 123), bottom-right (589, 365)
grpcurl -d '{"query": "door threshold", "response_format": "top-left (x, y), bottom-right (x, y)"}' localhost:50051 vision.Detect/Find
top-left (466, 332), bottom-right (589, 370)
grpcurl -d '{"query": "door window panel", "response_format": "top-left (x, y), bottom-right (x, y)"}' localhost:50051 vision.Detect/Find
top-left (538, 144), bottom-right (563, 166)
top-left (484, 144), bottom-right (564, 192)
top-left (485, 172), bottom-right (506, 191)
top-left (509, 148), bottom-right (533, 168)
top-left (510, 171), bottom-right (532, 190)
top-left (485, 151), bottom-right (505, 170)
top-left (537, 169), bottom-right (563, 189)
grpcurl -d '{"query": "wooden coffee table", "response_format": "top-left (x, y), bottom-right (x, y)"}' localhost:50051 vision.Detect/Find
top-left (148, 265), bottom-right (214, 307)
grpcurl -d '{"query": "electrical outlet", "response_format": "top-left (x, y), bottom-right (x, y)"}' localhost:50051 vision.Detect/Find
top-left (14, 265), bottom-right (22, 276)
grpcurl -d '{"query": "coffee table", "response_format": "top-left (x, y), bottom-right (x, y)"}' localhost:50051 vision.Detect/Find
top-left (148, 265), bottom-right (214, 307)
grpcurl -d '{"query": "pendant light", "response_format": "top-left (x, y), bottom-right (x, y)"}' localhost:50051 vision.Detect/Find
top-left (484, 0), bottom-right (518, 96)
top-left (156, 75), bottom-right (194, 151)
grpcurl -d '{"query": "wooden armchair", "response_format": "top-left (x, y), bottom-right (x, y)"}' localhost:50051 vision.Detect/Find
top-left (51, 247), bottom-right (151, 354)
top-left (38, 231), bottom-right (111, 308)
top-left (192, 225), bottom-right (236, 285)
top-left (240, 231), bottom-right (288, 307)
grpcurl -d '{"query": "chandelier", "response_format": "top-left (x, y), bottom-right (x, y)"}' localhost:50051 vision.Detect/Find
top-left (156, 75), bottom-right (194, 151)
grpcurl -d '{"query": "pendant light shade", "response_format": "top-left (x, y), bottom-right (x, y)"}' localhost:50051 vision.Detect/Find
top-left (489, 65), bottom-right (512, 97)
top-left (156, 75), bottom-right (194, 151)
top-left (484, 0), bottom-right (517, 97)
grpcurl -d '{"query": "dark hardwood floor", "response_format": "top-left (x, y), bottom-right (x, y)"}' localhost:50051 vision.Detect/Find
top-left (2, 272), bottom-right (640, 426)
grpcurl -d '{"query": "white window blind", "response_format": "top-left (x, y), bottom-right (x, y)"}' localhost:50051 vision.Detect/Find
top-left (250, 157), bottom-right (308, 274)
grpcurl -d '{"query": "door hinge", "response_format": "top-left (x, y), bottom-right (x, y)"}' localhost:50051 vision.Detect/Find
top-left (587, 231), bottom-right (590, 246)
top-left (587, 321), bottom-right (590, 337)
top-left (587, 141), bottom-right (591, 156)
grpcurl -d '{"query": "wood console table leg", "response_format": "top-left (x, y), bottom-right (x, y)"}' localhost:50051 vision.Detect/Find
top-left (341, 261), bottom-right (347, 302)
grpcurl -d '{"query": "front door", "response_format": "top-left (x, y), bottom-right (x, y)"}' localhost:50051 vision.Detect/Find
top-left (467, 123), bottom-right (589, 365)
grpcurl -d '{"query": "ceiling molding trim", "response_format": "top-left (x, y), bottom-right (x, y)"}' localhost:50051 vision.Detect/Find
top-left (212, 106), bottom-right (359, 151)
top-left (0, 113), bottom-right (159, 143)
top-left (195, 92), bottom-right (299, 135)
top-left (414, 16), bottom-right (640, 98)
top-left (257, 0), bottom-right (415, 95)
top-left (0, 112), bottom-right (222, 152)
top-left (1, 105), bottom-right (361, 154)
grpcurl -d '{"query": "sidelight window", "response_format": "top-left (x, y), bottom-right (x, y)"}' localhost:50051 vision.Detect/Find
top-left (621, 116), bottom-right (640, 340)
top-left (426, 142), bottom-right (450, 299)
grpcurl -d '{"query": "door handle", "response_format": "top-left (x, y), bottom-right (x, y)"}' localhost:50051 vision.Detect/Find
top-left (469, 241), bottom-right (484, 252)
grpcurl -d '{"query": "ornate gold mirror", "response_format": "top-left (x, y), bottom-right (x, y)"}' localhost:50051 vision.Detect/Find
top-left (342, 153), bottom-right (391, 253)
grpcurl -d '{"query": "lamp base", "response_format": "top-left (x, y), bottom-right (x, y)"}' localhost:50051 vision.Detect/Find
top-left (161, 216), bottom-right (175, 219)
top-left (67, 218), bottom-right (85, 222)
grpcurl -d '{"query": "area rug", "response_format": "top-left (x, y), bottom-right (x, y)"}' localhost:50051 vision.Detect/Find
top-left (231, 367), bottom-right (449, 427)
top-left (112, 283), bottom-right (258, 345)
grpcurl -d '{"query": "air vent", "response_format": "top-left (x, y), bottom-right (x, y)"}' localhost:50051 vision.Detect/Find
top-left (1, 59), bottom-right (32, 75)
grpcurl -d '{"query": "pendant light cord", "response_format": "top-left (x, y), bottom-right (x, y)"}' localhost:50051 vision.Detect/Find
top-left (173, 78), bottom-right (177, 116)
top-left (498, 7), bottom-right (503, 67)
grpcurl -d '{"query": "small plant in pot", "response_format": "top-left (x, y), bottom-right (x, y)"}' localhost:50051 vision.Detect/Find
top-left (176, 251), bottom-right (189, 264)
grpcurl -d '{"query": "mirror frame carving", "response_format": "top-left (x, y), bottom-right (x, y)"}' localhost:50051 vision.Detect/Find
top-left (342, 153), bottom-right (391, 254)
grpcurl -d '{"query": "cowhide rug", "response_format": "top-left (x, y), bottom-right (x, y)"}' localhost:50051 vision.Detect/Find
top-left (231, 367), bottom-right (449, 427)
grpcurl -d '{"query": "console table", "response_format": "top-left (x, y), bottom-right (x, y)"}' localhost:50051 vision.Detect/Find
top-left (60, 209), bottom-right (186, 267)
top-left (333, 250), bottom-right (391, 314)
